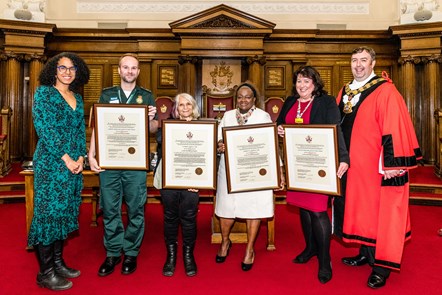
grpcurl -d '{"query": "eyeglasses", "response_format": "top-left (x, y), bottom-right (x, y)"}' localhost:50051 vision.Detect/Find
top-left (57, 66), bottom-right (78, 73)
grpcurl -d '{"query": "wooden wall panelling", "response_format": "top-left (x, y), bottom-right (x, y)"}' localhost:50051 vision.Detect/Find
top-left (4, 55), bottom-right (23, 161)
top-left (26, 56), bottom-right (46, 158)
top-left (82, 64), bottom-right (104, 119)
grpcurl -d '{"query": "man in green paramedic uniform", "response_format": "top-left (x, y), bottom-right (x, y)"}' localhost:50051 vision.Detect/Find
top-left (88, 53), bottom-right (158, 276)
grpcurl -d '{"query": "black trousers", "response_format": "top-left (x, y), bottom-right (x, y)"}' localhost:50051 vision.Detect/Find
top-left (160, 189), bottom-right (199, 247)
top-left (360, 245), bottom-right (391, 278)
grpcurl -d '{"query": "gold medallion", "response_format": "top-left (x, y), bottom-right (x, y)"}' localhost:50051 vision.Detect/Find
top-left (295, 117), bottom-right (304, 124)
top-left (343, 101), bottom-right (353, 114)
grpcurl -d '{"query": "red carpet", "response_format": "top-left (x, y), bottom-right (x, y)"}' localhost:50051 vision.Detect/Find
top-left (0, 202), bottom-right (441, 295)
top-left (409, 165), bottom-right (442, 186)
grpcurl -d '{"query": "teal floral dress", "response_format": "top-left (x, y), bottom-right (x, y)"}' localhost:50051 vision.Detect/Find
top-left (28, 85), bottom-right (86, 247)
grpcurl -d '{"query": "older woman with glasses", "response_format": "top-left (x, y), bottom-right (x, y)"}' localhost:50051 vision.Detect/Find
top-left (215, 81), bottom-right (284, 271)
top-left (28, 52), bottom-right (90, 291)
top-left (154, 93), bottom-right (201, 277)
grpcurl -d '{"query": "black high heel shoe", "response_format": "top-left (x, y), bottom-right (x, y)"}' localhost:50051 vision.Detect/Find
top-left (292, 251), bottom-right (317, 264)
top-left (318, 262), bottom-right (332, 284)
top-left (215, 240), bottom-right (232, 263)
top-left (241, 251), bottom-right (254, 271)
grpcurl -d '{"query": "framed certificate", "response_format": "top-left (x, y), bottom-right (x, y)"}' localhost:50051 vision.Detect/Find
top-left (162, 120), bottom-right (217, 189)
top-left (283, 124), bottom-right (340, 195)
top-left (223, 123), bottom-right (280, 193)
top-left (94, 104), bottom-right (149, 170)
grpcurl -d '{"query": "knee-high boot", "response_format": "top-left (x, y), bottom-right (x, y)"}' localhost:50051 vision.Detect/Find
top-left (311, 211), bottom-right (332, 284)
top-left (35, 243), bottom-right (73, 291)
top-left (162, 243), bottom-right (177, 276)
top-left (53, 240), bottom-right (81, 278)
top-left (183, 245), bottom-right (197, 277)
top-left (293, 208), bottom-right (317, 263)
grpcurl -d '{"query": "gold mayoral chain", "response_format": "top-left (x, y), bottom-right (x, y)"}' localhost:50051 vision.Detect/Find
top-left (343, 77), bottom-right (386, 114)
top-left (295, 97), bottom-right (314, 124)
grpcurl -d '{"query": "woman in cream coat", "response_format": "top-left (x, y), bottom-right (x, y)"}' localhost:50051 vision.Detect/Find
top-left (215, 81), bottom-right (284, 271)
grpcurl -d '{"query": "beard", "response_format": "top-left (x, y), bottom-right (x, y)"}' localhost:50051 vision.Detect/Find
top-left (121, 74), bottom-right (137, 84)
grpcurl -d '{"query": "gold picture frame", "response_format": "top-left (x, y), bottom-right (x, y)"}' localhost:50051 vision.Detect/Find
top-left (158, 65), bottom-right (178, 88)
top-left (265, 66), bottom-right (285, 89)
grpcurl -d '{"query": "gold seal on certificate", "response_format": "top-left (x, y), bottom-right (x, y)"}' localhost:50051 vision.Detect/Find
top-left (223, 123), bottom-right (280, 193)
top-left (283, 124), bottom-right (341, 195)
top-left (162, 120), bottom-right (217, 190)
top-left (93, 104), bottom-right (149, 170)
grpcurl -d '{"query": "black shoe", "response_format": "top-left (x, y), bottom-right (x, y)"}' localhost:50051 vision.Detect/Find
top-left (183, 246), bottom-right (197, 277)
top-left (341, 254), bottom-right (369, 266)
top-left (53, 240), bottom-right (81, 279)
top-left (292, 251), bottom-right (317, 264)
top-left (215, 240), bottom-right (232, 263)
top-left (163, 243), bottom-right (177, 277)
top-left (367, 272), bottom-right (387, 289)
top-left (121, 255), bottom-right (137, 275)
top-left (241, 251), bottom-right (254, 272)
top-left (37, 271), bottom-right (73, 291)
top-left (241, 262), bottom-right (253, 271)
top-left (98, 256), bottom-right (121, 277)
top-left (318, 262), bottom-right (332, 284)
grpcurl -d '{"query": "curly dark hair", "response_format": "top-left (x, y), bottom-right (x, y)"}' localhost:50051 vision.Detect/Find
top-left (292, 66), bottom-right (327, 98)
top-left (39, 52), bottom-right (90, 92)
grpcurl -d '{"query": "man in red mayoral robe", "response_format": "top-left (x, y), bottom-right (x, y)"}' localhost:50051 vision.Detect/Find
top-left (333, 46), bottom-right (422, 289)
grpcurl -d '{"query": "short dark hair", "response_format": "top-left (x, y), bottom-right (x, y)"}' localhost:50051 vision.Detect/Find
top-left (39, 52), bottom-right (90, 92)
top-left (352, 46), bottom-right (376, 60)
top-left (235, 81), bottom-right (263, 109)
top-left (292, 66), bottom-right (327, 98)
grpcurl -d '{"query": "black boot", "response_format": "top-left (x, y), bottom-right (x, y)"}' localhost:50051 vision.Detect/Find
top-left (311, 211), bottom-right (332, 284)
top-left (183, 245), bottom-right (197, 277)
top-left (162, 243), bottom-right (177, 276)
top-left (53, 240), bottom-right (81, 278)
top-left (35, 243), bottom-right (73, 291)
top-left (293, 209), bottom-right (317, 263)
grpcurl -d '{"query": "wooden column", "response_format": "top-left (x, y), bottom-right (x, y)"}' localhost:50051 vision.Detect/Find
top-left (399, 56), bottom-right (420, 125)
top-left (2, 52), bottom-right (23, 161)
top-left (25, 54), bottom-right (46, 157)
top-left (421, 55), bottom-right (442, 165)
top-left (246, 55), bottom-right (266, 95)
top-left (178, 55), bottom-right (198, 96)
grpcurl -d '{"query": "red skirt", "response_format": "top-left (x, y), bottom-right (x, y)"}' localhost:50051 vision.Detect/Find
top-left (286, 190), bottom-right (328, 212)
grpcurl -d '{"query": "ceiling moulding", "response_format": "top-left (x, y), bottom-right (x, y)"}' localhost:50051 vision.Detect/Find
top-left (168, 4), bottom-right (275, 57)
top-left (169, 4), bottom-right (275, 36)
top-left (76, 1), bottom-right (370, 15)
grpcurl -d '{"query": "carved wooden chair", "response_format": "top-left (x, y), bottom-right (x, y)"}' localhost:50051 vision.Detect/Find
top-left (0, 106), bottom-right (12, 177)
top-left (202, 85), bottom-right (236, 120)
top-left (155, 96), bottom-right (174, 126)
top-left (264, 97), bottom-right (285, 122)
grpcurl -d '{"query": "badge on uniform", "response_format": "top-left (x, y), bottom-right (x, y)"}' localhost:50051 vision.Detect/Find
top-left (110, 97), bottom-right (119, 104)
top-left (136, 95), bottom-right (143, 104)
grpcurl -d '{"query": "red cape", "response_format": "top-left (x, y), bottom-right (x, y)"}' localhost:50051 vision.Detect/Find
top-left (337, 79), bottom-right (421, 271)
